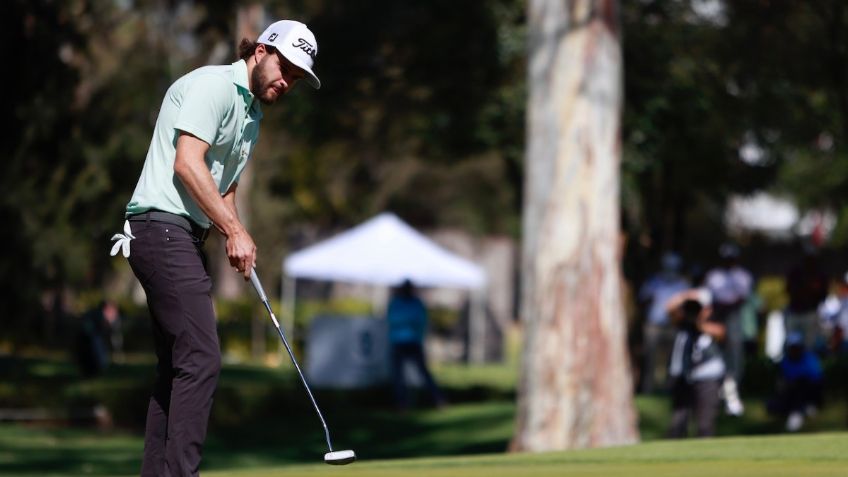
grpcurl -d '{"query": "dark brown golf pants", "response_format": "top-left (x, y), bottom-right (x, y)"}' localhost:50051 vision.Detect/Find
top-left (127, 218), bottom-right (220, 477)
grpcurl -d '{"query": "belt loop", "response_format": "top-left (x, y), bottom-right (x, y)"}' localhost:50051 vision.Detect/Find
top-left (145, 210), bottom-right (151, 224)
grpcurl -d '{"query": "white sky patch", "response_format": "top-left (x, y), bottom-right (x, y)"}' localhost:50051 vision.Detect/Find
top-left (816, 132), bottom-right (835, 152)
top-left (726, 193), bottom-right (798, 235)
top-left (739, 133), bottom-right (768, 166)
top-left (726, 192), bottom-right (836, 240)
top-left (725, 79), bottom-right (741, 97)
top-left (689, 0), bottom-right (728, 26)
top-left (58, 43), bottom-right (74, 64)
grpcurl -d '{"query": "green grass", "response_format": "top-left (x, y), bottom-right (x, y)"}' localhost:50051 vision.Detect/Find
top-left (0, 425), bottom-right (140, 476)
top-left (204, 433), bottom-right (848, 477)
top-left (1, 354), bottom-right (847, 476)
top-left (2, 426), bottom-right (845, 476)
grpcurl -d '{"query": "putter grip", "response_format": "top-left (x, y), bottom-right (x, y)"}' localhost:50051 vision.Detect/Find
top-left (250, 268), bottom-right (268, 302)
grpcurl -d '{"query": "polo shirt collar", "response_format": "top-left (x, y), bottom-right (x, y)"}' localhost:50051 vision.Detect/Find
top-left (232, 59), bottom-right (263, 119)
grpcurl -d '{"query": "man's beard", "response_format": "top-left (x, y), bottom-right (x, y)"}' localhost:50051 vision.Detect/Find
top-left (251, 61), bottom-right (278, 105)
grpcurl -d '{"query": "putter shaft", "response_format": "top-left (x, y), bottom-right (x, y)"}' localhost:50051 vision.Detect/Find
top-left (250, 269), bottom-right (335, 453)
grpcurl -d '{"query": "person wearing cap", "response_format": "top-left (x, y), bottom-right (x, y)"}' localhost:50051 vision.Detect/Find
top-left (110, 20), bottom-right (320, 477)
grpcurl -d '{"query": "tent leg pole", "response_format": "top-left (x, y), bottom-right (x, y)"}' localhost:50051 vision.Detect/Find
top-left (371, 284), bottom-right (382, 317)
top-left (470, 289), bottom-right (486, 364)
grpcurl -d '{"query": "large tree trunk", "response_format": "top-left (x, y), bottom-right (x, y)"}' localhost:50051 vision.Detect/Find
top-left (511, 0), bottom-right (638, 451)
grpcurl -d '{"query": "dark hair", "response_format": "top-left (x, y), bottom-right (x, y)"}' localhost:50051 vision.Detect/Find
top-left (238, 39), bottom-right (277, 60)
top-left (680, 299), bottom-right (702, 331)
top-left (681, 299), bottom-right (703, 319)
top-left (396, 279), bottom-right (415, 297)
top-left (238, 39), bottom-right (257, 60)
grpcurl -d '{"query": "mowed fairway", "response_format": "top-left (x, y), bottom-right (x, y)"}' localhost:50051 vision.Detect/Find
top-left (3, 357), bottom-right (847, 477)
top-left (209, 432), bottom-right (848, 477)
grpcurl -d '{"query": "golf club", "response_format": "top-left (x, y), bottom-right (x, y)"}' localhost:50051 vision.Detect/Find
top-left (250, 268), bottom-right (357, 466)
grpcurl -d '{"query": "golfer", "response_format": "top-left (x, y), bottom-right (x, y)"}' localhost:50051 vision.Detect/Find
top-left (110, 20), bottom-right (320, 476)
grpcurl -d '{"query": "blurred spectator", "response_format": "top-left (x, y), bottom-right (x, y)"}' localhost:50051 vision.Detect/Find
top-left (767, 332), bottom-right (823, 432)
top-left (665, 288), bottom-right (726, 438)
top-left (75, 300), bottom-right (121, 377)
top-left (387, 279), bottom-right (446, 410)
top-left (785, 245), bottom-right (829, 350)
top-left (704, 243), bottom-right (751, 416)
top-left (638, 252), bottom-right (690, 394)
top-left (818, 271), bottom-right (848, 355)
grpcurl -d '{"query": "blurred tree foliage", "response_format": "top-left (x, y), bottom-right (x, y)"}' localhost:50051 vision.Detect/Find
top-left (259, 0), bottom-right (526, 231)
top-left (2, 0), bottom-right (526, 342)
top-left (3, 0), bottom-right (241, 343)
top-left (3, 0), bottom-right (846, 343)
top-left (621, 0), bottom-right (848, 279)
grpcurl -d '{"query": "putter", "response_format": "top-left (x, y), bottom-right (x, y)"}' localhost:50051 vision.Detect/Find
top-left (250, 268), bottom-right (357, 466)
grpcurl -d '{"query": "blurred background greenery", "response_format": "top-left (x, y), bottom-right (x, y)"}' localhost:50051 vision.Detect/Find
top-left (3, 0), bottom-right (848, 473)
top-left (4, 0), bottom-right (848, 341)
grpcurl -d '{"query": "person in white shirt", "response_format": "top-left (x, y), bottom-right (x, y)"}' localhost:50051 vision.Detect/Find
top-left (819, 271), bottom-right (848, 355)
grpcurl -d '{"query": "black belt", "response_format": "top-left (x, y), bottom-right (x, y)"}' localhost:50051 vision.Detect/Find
top-left (128, 210), bottom-right (210, 243)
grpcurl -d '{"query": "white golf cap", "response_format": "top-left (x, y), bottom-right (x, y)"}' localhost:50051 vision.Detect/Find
top-left (257, 20), bottom-right (321, 89)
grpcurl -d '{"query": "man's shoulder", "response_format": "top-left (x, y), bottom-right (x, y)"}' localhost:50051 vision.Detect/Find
top-left (190, 63), bottom-right (235, 78)
top-left (174, 64), bottom-right (236, 96)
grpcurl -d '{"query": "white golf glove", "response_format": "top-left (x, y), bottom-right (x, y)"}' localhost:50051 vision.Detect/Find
top-left (110, 220), bottom-right (136, 258)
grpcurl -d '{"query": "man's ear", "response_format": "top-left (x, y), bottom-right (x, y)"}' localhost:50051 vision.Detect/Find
top-left (254, 43), bottom-right (269, 62)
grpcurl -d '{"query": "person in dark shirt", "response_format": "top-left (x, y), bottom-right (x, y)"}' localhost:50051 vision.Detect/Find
top-left (785, 246), bottom-right (829, 350)
top-left (767, 332), bottom-right (824, 432)
top-left (386, 279), bottom-right (446, 410)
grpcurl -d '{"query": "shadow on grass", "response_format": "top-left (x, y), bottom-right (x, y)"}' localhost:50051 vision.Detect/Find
top-left (0, 426), bottom-right (141, 476)
top-left (0, 356), bottom-right (517, 475)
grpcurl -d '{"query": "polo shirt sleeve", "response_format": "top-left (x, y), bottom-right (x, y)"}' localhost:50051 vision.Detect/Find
top-left (174, 73), bottom-right (233, 145)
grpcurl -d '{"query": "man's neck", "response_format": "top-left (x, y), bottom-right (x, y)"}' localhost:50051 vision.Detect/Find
top-left (244, 57), bottom-right (257, 96)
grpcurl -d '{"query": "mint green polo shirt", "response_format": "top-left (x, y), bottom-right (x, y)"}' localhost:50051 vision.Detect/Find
top-left (126, 60), bottom-right (263, 228)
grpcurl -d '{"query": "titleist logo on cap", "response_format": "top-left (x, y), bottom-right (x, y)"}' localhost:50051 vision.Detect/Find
top-left (292, 38), bottom-right (317, 59)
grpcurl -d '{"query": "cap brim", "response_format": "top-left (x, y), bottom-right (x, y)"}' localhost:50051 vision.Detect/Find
top-left (282, 52), bottom-right (321, 89)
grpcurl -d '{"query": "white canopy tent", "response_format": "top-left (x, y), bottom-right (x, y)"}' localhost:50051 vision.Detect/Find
top-left (285, 212), bottom-right (486, 288)
top-left (279, 212), bottom-right (489, 363)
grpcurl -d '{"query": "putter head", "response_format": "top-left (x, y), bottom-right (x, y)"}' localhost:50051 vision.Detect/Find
top-left (324, 450), bottom-right (356, 465)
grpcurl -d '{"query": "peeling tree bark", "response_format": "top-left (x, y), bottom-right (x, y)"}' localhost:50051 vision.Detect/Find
top-left (511, 0), bottom-right (638, 451)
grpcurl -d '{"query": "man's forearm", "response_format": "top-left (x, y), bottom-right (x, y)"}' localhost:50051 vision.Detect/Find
top-left (700, 321), bottom-right (726, 341)
top-left (222, 183), bottom-right (240, 224)
top-left (173, 134), bottom-right (242, 236)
